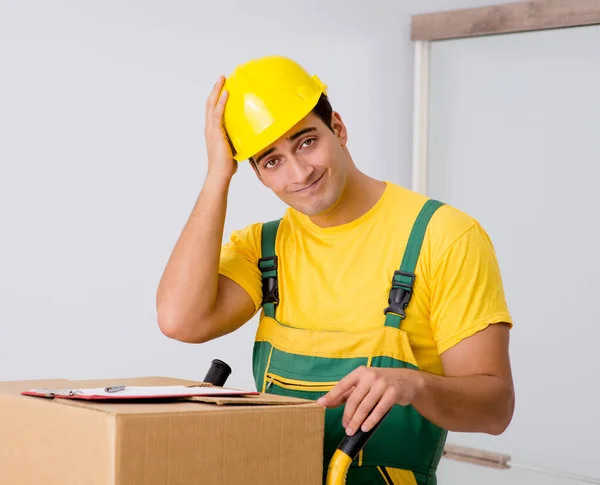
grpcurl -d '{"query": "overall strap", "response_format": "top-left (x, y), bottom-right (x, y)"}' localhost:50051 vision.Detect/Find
top-left (384, 199), bottom-right (445, 329)
top-left (259, 219), bottom-right (282, 318)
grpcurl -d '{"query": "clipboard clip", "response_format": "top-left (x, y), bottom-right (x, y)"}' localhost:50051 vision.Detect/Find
top-left (104, 385), bottom-right (126, 393)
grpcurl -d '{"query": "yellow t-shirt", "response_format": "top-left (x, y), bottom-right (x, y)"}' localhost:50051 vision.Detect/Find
top-left (218, 182), bottom-right (512, 375)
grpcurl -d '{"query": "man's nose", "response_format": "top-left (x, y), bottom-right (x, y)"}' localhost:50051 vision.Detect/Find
top-left (288, 157), bottom-right (315, 186)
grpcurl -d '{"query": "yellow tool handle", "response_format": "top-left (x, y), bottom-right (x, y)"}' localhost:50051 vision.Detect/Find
top-left (325, 411), bottom-right (390, 485)
top-left (326, 450), bottom-right (353, 485)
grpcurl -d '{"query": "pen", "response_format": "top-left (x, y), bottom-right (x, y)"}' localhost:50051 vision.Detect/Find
top-left (104, 385), bottom-right (126, 393)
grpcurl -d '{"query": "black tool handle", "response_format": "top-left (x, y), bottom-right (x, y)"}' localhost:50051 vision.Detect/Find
top-left (203, 359), bottom-right (232, 387)
top-left (337, 410), bottom-right (390, 460)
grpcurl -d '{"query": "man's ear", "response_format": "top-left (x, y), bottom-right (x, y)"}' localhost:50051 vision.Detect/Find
top-left (331, 111), bottom-right (348, 145)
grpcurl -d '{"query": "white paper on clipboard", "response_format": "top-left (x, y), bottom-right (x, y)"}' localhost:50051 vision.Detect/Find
top-left (21, 385), bottom-right (260, 400)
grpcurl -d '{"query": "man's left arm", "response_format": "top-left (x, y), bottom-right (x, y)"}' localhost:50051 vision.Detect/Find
top-left (411, 321), bottom-right (514, 434)
top-left (317, 322), bottom-right (514, 436)
top-left (317, 219), bottom-right (515, 436)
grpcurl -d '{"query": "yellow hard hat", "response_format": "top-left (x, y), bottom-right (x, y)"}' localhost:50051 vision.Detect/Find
top-left (223, 55), bottom-right (327, 161)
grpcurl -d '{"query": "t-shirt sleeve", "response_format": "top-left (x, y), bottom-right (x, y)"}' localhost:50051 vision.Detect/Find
top-left (218, 223), bottom-right (263, 313)
top-left (430, 222), bottom-right (513, 355)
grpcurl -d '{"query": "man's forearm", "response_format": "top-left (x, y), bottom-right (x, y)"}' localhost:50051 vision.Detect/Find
top-left (411, 370), bottom-right (515, 435)
top-left (156, 175), bottom-right (230, 338)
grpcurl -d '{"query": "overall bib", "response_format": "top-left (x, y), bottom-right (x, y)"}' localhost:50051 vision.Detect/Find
top-left (252, 200), bottom-right (448, 485)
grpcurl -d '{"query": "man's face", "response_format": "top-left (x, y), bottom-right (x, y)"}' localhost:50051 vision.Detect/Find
top-left (251, 112), bottom-right (349, 217)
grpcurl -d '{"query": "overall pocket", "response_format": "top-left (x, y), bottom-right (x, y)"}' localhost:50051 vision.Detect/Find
top-left (265, 373), bottom-right (337, 393)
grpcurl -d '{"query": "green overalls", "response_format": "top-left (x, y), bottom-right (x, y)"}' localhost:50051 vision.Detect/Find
top-left (252, 199), bottom-right (448, 485)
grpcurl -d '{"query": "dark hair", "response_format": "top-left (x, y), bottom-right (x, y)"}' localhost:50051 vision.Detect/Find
top-left (249, 93), bottom-right (334, 166)
top-left (312, 93), bottom-right (334, 132)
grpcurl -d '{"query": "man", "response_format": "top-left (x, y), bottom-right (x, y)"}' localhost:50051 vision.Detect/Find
top-left (156, 55), bottom-right (515, 485)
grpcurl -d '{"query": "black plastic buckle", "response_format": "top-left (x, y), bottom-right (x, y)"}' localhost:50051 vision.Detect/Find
top-left (258, 255), bottom-right (278, 272)
top-left (383, 270), bottom-right (415, 318)
top-left (259, 256), bottom-right (279, 305)
top-left (262, 276), bottom-right (279, 305)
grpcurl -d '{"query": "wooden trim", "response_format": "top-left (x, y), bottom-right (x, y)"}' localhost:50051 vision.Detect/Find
top-left (443, 444), bottom-right (510, 470)
top-left (411, 0), bottom-right (600, 41)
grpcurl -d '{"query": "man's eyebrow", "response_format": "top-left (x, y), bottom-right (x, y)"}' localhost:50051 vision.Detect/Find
top-left (288, 126), bottom-right (317, 141)
top-left (254, 147), bottom-right (275, 165)
top-left (254, 127), bottom-right (317, 165)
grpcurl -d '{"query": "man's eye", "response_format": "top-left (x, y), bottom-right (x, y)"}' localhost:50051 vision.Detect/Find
top-left (264, 159), bottom-right (279, 169)
top-left (301, 138), bottom-right (316, 149)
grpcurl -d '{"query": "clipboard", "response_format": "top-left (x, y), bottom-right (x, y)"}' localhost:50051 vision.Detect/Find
top-left (21, 384), bottom-right (260, 401)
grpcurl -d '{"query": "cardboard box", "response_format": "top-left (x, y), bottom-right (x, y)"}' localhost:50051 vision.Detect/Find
top-left (0, 376), bottom-right (324, 485)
